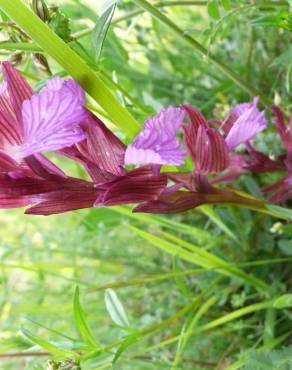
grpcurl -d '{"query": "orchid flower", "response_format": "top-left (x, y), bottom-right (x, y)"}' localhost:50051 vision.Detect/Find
top-left (224, 97), bottom-right (267, 150)
top-left (134, 99), bottom-right (268, 213)
top-left (0, 62), bottom-right (86, 163)
top-left (0, 63), bottom-right (285, 215)
top-left (124, 106), bottom-right (186, 166)
top-left (0, 63), bottom-right (167, 214)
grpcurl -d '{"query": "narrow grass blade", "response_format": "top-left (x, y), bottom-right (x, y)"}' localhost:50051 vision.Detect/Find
top-left (199, 205), bottom-right (238, 242)
top-left (73, 287), bottom-right (99, 348)
top-left (111, 206), bottom-right (211, 243)
top-left (21, 327), bottom-right (74, 358)
top-left (131, 226), bottom-right (269, 292)
top-left (172, 296), bottom-right (217, 369)
top-left (92, 0), bottom-right (117, 62)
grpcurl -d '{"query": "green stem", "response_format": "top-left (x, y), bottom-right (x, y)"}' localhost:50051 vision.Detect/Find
top-left (141, 300), bottom-right (275, 352)
top-left (132, 0), bottom-right (271, 106)
top-left (72, 1), bottom-right (208, 39)
top-left (72, 0), bottom-right (288, 39)
top-left (0, 41), bottom-right (42, 52)
top-left (82, 276), bottom-right (222, 361)
top-left (0, 0), bottom-right (140, 137)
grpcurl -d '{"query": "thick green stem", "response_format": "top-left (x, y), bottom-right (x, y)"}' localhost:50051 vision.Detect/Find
top-left (132, 0), bottom-right (272, 106)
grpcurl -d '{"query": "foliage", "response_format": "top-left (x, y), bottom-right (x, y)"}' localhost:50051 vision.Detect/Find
top-left (0, 0), bottom-right (292, 369)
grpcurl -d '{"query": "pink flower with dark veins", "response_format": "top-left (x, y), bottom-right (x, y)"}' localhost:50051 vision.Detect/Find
top-left (124, 106), bottom-right (186, 166)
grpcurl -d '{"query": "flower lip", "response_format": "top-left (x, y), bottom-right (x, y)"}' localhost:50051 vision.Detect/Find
top-left (124, 106), bottom-right (186, 166)
top-left (225, 97), bottom-right (267, 150)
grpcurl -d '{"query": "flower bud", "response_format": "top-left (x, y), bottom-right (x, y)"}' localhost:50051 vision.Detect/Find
top-left (31, 0), bottom-right (50, 22)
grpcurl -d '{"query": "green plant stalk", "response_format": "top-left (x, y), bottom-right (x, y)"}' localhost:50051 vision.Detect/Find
top-left (112, 205), bottom-right (211, 242)
top-left (82, 276), bottom-right (223, 362)
top-left (0, 41), bottom-right (144, 117)
top-left (132, 0), bottom-right (271, 106)
top-left (0, 0), bottom-right (140, 137)
top-left (140, 300), bottom-right (275, 353)
top-left (172, 296), bottom-right (217, 369)
top-left (88, 268), bottom-right (204, 291)
top-left (72, 1), bottom-right (208, 39)
top-left (132, 226), bottom-right (269, 292)
top-left (72, 0), bottom-right (289, 39)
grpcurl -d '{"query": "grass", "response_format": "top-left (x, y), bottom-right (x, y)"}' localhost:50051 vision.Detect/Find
top-left (0, 0), bottom-right (292, 369)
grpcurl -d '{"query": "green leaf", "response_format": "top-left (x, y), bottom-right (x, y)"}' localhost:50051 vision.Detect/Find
top-left (207, 0), bottom-right (221, 20)
top-left (199, 205), bottom-right (238, 242)
top-left (251, 11), bottom-right (292, 31)
top-left (21, 328), bottom-right (73, 358)
top-left (112, 335), bottom-right (139, 364)
top-left (266, 204), bottom-right (292, 221)
top-left (0, 0), bottom-right (140, 137)
top-left (104, 288), bottom-right (130, 328)
top-left (48, 8), bottom-right (71, 42)
top-left (172, 257), bottom-right (191, 297)
top-left (111, 205), bottom-right (211, 243)
top-left (278, 239), bottom-right (292, 255)
top-left (92, 0), bottom-right (117, 63)
top-left (221, 0), bottom-right (231, 11)
top-left (73, 287), bottom-right (99, 348)
top-left (131, 226), bottom-right (268, 292)
top-left (273, 294), bottom-right (292, 308)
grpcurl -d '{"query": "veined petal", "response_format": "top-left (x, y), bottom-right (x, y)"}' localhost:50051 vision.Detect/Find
top-left (225, 97), bottom-right (267, 150)
top-left (2, 61), bottom-right (33, 124)
top-left (19, 81), bottom-right (87, 158)
top-left (26, 188), bottom-right (101, 215)
top-left (195, 126), bottom-right (228, 174)
top-left (134, 191), bottom-right (205, 213)
top-left (272, 105), bottom-right (292, 151)
top-left (135, 188), bottom-right (262, 213)
top-left (0, 195), bottom-right (31, 208)
top-left (208, 128), bottom-right (229, 172)
top-left (182, 104), bottom-right (209, 163)
top-left (124, 106), bottom-right (186, 166)
top-left (45, 77), bottom-right (85, 105)
top-left (102, 174), bottom-right (167, 205)
top-left (25, 154), bottom-right (67, 180)
top-left (78, 113), bottom-right (126, 176)
top-left (0, 108), bottom-right (21, 148)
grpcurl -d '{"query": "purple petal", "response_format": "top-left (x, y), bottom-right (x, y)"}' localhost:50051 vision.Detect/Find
top-left (134, 191), bottom-right (206, 213)
top-left (101, 174), bottom-right (167, 206)
top-left (45, 77), bottom-right (85, 105)
top-left (0, 195), bottom-right (31, 208)
top-left (134, 188), bottom-right (262, 214)
top-left (225, 97), bottom-right (267, 150)
top-left (261, 176), bottom-right (292, 203)
top-left (124, 106), bottom-right (186, 166)
top-left (195, 126), bottom-right (228, 174)
top-left (78, 113), bottom-right (126, 176)
top-left (272, 105), bottom-right (292, 151)
top-left (25, 154), bottom-right (67, 180)
top-left (0, 108), bottom-right (21, 149)
top-left (0, 81), bottom-right (7, 95)
top-left (18, 80), bottom-right (87, 159)
top-left (26, 188), bottom-right (101, 215)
